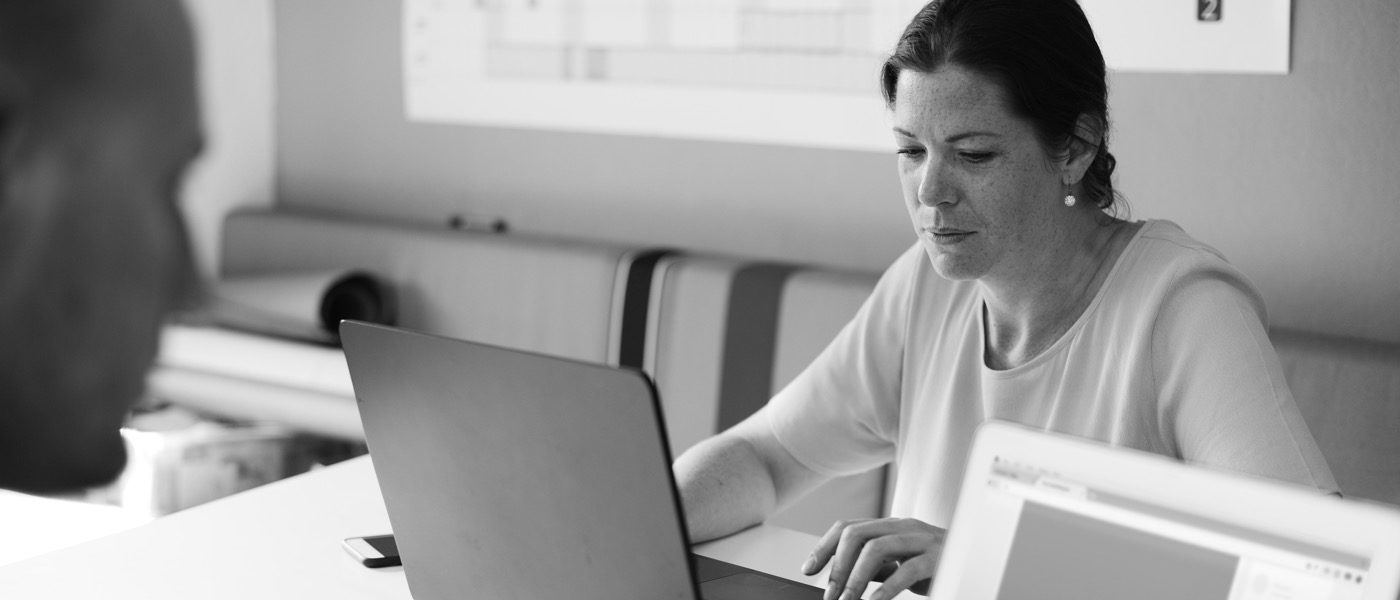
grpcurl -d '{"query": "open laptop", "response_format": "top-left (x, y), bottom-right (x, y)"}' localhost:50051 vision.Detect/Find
top-left (340, 321), bottom-right (822, 600)
top-left (343, 320), bottom-right (1400, 600)
top-left (931, 421), bottom-right (1400, 600)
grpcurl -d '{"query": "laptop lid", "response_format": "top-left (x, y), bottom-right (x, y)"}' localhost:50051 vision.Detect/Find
top-left (340, 321), bottom-right (697, 600)
top-left (931, 421), bottom-right (1400, 600)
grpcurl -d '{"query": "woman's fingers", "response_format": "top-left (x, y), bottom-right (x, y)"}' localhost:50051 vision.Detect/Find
top-left (870, 554), bottom-right (938, 600)
top-left (804, 518), bottom-right (871, 575)
top-left (825, 520), bottom-right (912, 599)
top-left (838, 531), bottom-right (934, 600)
top-left (810, 518), bottom-right (945, 600)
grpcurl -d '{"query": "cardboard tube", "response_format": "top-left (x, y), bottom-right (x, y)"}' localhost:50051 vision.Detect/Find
top-left (211, 270), bottom-right (396, 344)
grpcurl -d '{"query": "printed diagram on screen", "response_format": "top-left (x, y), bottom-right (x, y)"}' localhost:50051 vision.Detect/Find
top-left (404, 0), bottom-right (920, 150)
top-left (404, 0), bottom-right (1290, 150)
top-left (462, 0), bottom-right (922, 94)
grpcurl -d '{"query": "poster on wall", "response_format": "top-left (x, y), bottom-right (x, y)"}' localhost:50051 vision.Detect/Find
top-left (404, 0), bottom-right (1290, 151)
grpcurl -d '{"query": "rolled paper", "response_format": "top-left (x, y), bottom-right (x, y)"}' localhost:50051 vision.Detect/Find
top-left (209, 270), bottom-right (397, 345)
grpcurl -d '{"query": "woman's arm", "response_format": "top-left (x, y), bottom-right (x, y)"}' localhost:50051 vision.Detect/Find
top-left (673, 410), bottom-right (828, 543)
top-left (1153, 268), bottom-right (1337, 491)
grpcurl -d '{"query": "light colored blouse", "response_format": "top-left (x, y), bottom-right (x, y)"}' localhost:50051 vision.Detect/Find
top-left (765, 220), bottom-right (1337, 527)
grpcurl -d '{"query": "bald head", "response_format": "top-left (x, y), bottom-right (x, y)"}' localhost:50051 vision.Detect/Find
top-left (0, 1), bottom-right (96, 78)
top-left (0, 0), bottom-right (202, 492)
top-left (0, 0), bottom-right (197, 116)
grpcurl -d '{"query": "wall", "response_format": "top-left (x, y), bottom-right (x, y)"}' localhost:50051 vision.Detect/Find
top-left (181, 0), bottom-right (276, 278)
top-left (274, 0), bottom-right (1400, 344)
top-left (1108, 2), bottom-right (1400, 346)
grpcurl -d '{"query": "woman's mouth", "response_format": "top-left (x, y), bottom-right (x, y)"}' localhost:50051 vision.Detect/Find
top-left (924, 228), bottom-right (974, 243)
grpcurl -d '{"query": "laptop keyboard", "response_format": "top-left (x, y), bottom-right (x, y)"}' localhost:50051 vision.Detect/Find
top-left (691, 554), bottom-right (823, 599)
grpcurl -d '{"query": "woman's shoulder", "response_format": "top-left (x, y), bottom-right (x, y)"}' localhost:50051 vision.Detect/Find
top-left (1110, 219), bottom-right (1264, 315)
top-left (1132, 220), bottom-right (1230, 263)
top-left (1119, 220), bottom-right (1249, 282)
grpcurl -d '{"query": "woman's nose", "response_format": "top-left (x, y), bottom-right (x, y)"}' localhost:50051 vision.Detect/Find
top-left (917, 161), bottom-right (953, 207)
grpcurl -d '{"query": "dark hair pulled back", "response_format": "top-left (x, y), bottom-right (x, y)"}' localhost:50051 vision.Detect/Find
top-left (881, 0), bottom-right (1120, 213)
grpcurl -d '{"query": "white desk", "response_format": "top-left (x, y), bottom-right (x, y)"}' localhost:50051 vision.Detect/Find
top-left (0, 457), bottom-right (913, 598)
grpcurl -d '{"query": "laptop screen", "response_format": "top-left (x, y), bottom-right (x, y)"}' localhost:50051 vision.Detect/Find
top-left (955, 456), bottom-right (1370, 600)
top-left (930, 423), bottom-right (1400, 600)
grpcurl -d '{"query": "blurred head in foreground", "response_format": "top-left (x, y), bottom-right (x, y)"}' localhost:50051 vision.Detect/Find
top-left (0, 0), bottom-right (202, 492)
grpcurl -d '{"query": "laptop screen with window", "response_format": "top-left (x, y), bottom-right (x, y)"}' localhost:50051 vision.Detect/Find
top-left (954, 457), bottom-right (1370, 600)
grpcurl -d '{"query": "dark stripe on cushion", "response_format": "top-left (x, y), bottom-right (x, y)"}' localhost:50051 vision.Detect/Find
top-left (618, 249), bottom-right (677, 370)
top-left (716, 263), bottom-right (798, 431)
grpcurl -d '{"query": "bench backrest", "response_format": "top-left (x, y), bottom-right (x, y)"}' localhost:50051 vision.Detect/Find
top-left (215, 210), bottom-right (1400, 528)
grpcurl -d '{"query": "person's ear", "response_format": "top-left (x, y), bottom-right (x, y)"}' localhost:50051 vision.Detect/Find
top-left (1062, 113), bottom-right (1104, 185)
top-left (0, 69), bottom-right (18, 212)
top-left (0, 64), bottom-right (25, 177)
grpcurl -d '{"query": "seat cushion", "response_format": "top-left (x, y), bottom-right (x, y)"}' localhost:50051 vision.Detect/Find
top-left (1272, 328), bottom-right (1400, 505)
top-left (645, 256), bottom-right (886, 534)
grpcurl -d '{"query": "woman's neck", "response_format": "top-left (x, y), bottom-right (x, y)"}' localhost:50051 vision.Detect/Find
top-left (980, 217), bottom-right (1139, 370)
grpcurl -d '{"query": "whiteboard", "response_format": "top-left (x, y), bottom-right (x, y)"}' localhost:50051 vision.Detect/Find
top-left (404, 0), bottom-right (1290, 151)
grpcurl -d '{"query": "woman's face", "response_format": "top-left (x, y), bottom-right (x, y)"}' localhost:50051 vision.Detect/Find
top-left (892, 65), bottom-right (1067, 283)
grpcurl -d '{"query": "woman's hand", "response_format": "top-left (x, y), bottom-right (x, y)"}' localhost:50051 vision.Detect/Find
top-left (801, 517), bottom-right (947, 600)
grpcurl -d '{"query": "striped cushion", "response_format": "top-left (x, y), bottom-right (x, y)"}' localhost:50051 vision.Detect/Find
top-left (643, 255), bottom-right (887, 535)
top-left (766, 269), bottom-right (885, 533)
top-left (645, 256), bottom-right (741, 456)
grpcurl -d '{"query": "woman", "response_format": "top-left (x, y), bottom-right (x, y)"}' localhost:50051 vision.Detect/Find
top-left (673, 1), bottom-right (1336, 599)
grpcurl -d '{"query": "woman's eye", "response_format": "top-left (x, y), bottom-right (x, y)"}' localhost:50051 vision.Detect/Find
top-left (896, 147), bottom-right (925, 158)
top-left (959, 151), bottom-right (995, 164)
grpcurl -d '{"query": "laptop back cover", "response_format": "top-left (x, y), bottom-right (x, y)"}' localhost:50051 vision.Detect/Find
top-left (341, 321), bottom-right (697, 600)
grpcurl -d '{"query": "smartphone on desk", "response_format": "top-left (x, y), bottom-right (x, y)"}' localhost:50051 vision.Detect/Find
top-left (342, 534), bottom-right (401, 568)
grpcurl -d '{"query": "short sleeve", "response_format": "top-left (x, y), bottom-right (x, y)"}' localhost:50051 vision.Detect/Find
top-left (762, 245), bottom-right (917, 477)
top-left (1152, 261), bottom-right (1338, 492)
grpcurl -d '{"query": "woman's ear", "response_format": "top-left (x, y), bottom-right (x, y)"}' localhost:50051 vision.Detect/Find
top-left (1063, 113), bottom-right (1104, 184)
